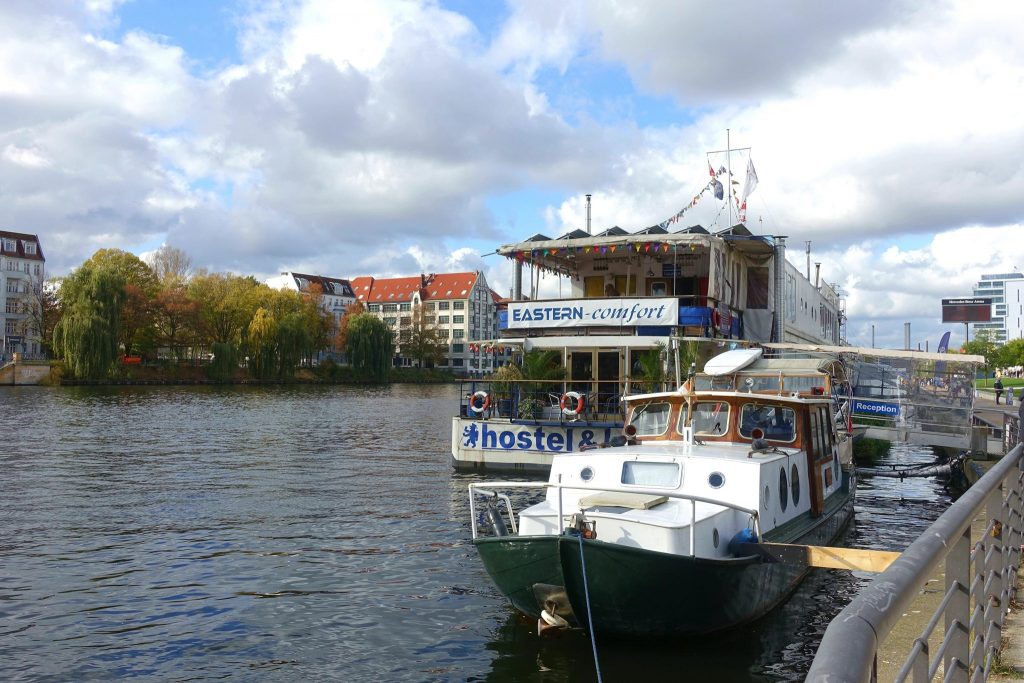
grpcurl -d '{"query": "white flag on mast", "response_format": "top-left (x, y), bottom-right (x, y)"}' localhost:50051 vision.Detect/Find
top-left (742, 158), bottom-right (758, 200)
top-left (738, 158), bottom-right (758, 222)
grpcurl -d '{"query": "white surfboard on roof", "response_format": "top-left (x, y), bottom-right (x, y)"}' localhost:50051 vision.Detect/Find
top-left (703, 347), bottom-right (763, 376)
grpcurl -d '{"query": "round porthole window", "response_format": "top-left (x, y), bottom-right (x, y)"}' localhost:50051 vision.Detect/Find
top-left (580, 466), bottom-right (594, 482)
top-left (762, 484), bottom-right (771, 511)
top-left (708, 472), bottom-right (725, 488)
top-left (791, 464), bottom-right (801, 505)
top-left (779, 467), bottom-right (789, 512)
top-left (713, 528), bottom-right (720, 548)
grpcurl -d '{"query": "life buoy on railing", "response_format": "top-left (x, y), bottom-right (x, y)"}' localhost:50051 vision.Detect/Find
top-left (560, 391), bottom-right (586, 418)
top-left (469, 391), bottom-right (491, 414)
top-left (712, 309), bottom-right (722, 328)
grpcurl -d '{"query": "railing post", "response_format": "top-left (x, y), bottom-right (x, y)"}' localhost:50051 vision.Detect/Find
top-left (945, 526), bottom-right (970, 683)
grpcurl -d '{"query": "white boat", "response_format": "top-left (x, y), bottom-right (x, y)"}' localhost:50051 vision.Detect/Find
top-left (468, 349), bottom-right (856, 636)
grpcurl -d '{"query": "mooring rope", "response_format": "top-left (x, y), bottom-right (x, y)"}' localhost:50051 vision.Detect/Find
top-left (576, 532), bottom-right (603, 683)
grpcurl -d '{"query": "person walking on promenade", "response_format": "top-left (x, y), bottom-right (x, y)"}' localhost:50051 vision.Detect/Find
top-left (994, 377), bottom-right (1004, 404)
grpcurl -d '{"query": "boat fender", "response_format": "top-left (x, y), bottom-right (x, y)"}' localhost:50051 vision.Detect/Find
top-left (468, 391), bottom-right (491, 414)
top-left (560, 391), bottom-right (585, 418)
top-left (728, 528), bottom-right (759, 556)
top-left (712, 309), bottom-right (721, 328)
top-left (485, 504), bottom-right (509, 537)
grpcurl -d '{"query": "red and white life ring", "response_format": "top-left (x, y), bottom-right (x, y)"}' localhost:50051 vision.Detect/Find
top-left (469, 391), bottom-right (491, 414)
top-left (560, 391), bottom-right (586, 418)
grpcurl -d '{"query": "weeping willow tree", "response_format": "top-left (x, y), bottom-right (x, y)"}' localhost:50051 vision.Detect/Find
top-left (208, 341), bottom-right (239, 381)
top-left (346, 313), bottom-right (394, 381)
top-left (247, 307), bottom-right (279, 379)
top-left (275, 311), bottom-right (312, 377)
top-left (52, 265), bottom-right (127, 379)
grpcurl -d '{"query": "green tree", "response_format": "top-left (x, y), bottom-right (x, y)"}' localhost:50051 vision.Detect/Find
top-left (189, 273), bottom-right (263, 351)
top-left (403, 306), bottom-right (447, 368)
top-left (346, 313), bottom-right (394, 381)
top-left (994, 338), bottom-right (1024, 372)
top-left (962, 329), bottom-right (998, 376)
top-left (81, 249), bottom-right (159, 356)
top-left (247, 307), bottom-right (279, 379)
top-left (52, 265), bottom-right (126, 379)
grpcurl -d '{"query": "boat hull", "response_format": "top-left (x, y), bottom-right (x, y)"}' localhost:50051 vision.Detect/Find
top-left (475, 473), bottom-right (855, 637)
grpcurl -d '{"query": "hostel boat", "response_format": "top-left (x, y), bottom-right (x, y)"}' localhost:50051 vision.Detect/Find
top-left (451, 221), bottom-right (846, 471)
top-left (467, 348), bottom-right (856, 637)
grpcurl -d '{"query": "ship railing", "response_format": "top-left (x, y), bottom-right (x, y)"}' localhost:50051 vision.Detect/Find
top-left (457, 379), bottom-right (671, 423)
top-left (807, 442), bottom-right (1024, 683)
top-left (468, 481), bottom-right (761, 557)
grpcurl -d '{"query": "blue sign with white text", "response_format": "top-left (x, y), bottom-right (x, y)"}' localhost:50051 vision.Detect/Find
top-left (852, 399), bottom-right (900, 417)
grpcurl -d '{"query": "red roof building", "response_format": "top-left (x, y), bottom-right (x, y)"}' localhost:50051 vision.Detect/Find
top-left (1, 230), bottom-right (46, 359)
top-left (350, 271), bottom-right (506, 375)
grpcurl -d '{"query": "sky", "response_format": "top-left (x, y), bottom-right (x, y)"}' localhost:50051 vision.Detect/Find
top-left (1, 0), bottom-right (1022, 350)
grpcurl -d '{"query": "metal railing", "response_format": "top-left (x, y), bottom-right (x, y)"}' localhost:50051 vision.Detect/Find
top-left (468, 481), bottom-right (761, 556)
top-left (807, 443), bottom-right (1024, 682)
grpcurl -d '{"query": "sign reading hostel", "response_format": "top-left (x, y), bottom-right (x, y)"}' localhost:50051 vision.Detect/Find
top-left (460, 422), bottom-right (613, 453)
top-left (507, 297), bottom-right (678, 330)
top-left (852, 399), bottom-right (900, 418)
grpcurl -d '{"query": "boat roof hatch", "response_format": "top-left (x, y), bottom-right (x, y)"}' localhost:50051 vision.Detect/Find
top-left (704, 348), bottom-right (763, 376)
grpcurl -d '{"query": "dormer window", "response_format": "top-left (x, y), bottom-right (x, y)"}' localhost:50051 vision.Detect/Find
top-left (23, 241), bottom-right (36, 255)
top-left (1, 238), bottom-right (14, 252)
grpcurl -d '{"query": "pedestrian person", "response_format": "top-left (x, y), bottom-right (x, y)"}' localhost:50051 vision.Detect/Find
top-left (994, 377), bottom-right (1004, 404)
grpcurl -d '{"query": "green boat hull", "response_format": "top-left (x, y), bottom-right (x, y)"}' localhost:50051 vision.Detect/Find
top-left (475, 474), bottom-right (855, 637)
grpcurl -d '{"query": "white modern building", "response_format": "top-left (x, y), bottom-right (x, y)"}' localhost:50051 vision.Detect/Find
top-left (972, 271), bottom-right (1024, 344)
top-left (1006, 278), bottom-right (1024, 342)
top-left (1, 230), bottom-right (46, 359)
top-left (351, 271), bottom-right (506, 375)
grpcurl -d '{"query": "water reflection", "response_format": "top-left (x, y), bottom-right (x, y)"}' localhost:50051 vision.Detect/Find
top-left (0, 386), bottom-right (951, 681)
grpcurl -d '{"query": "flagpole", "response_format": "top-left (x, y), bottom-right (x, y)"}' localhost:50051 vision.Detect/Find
top-left (726, 129), bottom-right (732, 227)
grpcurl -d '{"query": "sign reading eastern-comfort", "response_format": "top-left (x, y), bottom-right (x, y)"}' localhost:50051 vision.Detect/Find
top-left (507, 297), bottom-right (679, 329)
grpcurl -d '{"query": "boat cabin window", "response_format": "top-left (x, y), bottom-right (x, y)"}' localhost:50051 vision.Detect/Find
top-left (739, 404), bottom-right (796, 442)
top-left (621, 461), bottom-right (680, 488)
top-left (629, 402), bottom-right (671, 436)
top-left (782, 375), bottom-right (827, 394)
top-left (684, 401), bottom-right (730, 437)
top-left (694, 375), bottom-right (734, 391)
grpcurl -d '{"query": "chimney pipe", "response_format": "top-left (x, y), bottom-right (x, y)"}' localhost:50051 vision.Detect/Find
top-left (805, 241), bottom-right (811, 280)
top-left (814, 263), bottom-right (821, 288)
top-left (904, 322), bottom-right (911, 351)
top-left (586, 194), bottom-right (592, 234)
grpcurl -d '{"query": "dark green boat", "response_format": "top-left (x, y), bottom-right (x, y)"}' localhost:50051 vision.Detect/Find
top-left (469, 351), bottom-right (857, 637)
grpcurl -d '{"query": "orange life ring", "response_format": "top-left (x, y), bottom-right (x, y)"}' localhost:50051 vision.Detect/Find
top-left (469, 391), bottom-right (491, 414)
top-left (560, 391), bottom-right (586, 417)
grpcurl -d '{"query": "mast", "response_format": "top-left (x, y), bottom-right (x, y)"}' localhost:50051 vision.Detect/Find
top-left (726, 129), bottom-right (732, 226)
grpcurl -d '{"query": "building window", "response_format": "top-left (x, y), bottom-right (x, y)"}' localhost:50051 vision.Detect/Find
top-left (426, 302), bottom-right (435, 310)
top-left (384, 317), bottom-right (397, 326)
top-left (438, 315), bottom-right (449, 324)
top-left (5, 320), bottom-right (16, 334)
top-left (399, 303), bottom-right (411, 311)
top-left (453, 315), bottom-right (465, 324)
top-left (454, 301), bottom-right (465, 310)
top-left (438, 301), bottom-right (449, 310)
top-left (453, 329), bottom-right (464, 339)
top-left (452, 343), bottom-right (464, 353)
top-left (367, 304), bottom-right (380, 312)
top-left (400, 317), bottom-right (411, 327)
top-left (382, 303), bottom-right (397, 312)
top-left (2, 238), bottom-right (15, 252)
top-left (452, 358), bottom-right (464, 366)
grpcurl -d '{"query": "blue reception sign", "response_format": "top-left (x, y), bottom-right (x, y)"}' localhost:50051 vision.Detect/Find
top-left (852, 399), bottom-right (900, 418)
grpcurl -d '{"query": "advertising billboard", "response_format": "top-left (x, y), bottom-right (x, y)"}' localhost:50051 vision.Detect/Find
top-left (941, 297), bottom-right (992, 323)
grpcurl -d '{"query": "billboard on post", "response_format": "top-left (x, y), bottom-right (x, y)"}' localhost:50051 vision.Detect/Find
top-left (941, 297), bottom-right (992, 323)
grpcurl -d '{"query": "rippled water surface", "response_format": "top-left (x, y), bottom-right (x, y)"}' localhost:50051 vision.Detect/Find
top-left (0, 385), bottom-right (953, 681)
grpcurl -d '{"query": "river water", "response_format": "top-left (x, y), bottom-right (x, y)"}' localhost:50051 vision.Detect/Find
top-left (0, 384), bottom-right (953, 681)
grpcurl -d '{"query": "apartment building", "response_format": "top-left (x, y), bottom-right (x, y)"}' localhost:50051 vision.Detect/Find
top-left (1, 231), bottom-right (45, 359)
top-left (350, 271), bottom-right (504, 375)
top-left (972, 271), bottom-right (1024, 344)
